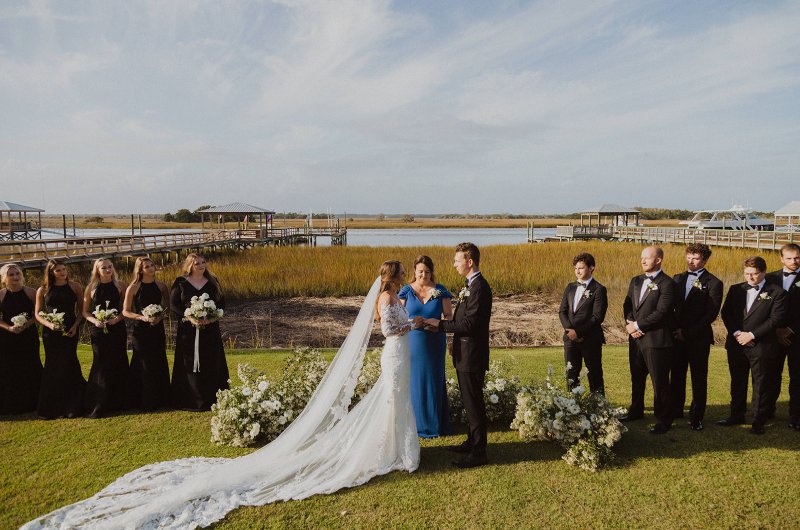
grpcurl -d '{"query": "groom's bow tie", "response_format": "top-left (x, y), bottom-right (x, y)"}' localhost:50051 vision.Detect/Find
top-left (577, 282), bottom-right (588, 287)
top-left (688, 269), bottom-right (705, 276)
top-left (784, 271), bottom-right (798, 277)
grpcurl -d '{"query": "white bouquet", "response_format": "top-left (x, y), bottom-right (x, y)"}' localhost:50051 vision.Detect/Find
top-left (141, 304), bottom-right (164, 320)
top-left (38, 308), bottom-right (66, 335)
top-left (511, 365), bottom-right (627, 472)
top-left (10, 313), bottom-right (28, 329)
top-left (183, 292), bottom-right (223, 372)
top-left (92, 300), bottom-right (119, 334)
top-left (448, 360), bottom-right (521, 424)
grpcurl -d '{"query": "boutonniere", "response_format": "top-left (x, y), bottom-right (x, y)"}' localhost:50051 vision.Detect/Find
top-left (646, 282), bottom-right (658, 291)
top-left (795, 280), bottom-right (800, 288)
top-left (692, 279), bottom-right (704, 290)
top-left (456, 287), bottom-right (470, 304)
top-left (429, 288), bottom-right (442, 300)
top-left (582, 289), bottom-right (592, 300)
top-left (758, 292), bottom-right (772, 301)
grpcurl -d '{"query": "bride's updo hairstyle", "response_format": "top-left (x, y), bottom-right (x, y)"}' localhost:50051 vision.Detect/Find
top-left (375, 260), bottom-right (403, 321)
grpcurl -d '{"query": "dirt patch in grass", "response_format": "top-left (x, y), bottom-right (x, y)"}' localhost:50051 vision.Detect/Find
top-left (219, 294), bottom-right (630, 349)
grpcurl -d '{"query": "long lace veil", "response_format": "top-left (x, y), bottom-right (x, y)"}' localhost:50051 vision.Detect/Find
top-left (23, 276), bottom-right (383, 529)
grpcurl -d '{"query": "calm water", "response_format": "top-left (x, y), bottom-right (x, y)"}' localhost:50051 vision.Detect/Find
top-left (41, 227), bottom-right (557, 247)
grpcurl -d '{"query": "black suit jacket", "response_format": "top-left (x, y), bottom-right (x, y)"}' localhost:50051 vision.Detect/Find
top-left (721, 281), bottom-right (787, 356)
top-left (673, 270), bottom-right (723, 344)
top-left (765, 270), bottom-right (800, 335)
top-left (558, 279), bottom-right (608, 345)
top-left (439, 273), bottom-right (492, 372)
top-left (623, 271), bottom-right (678, 349)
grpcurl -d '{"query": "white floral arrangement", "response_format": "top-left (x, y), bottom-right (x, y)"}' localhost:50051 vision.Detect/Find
top-left (184, 292), bottom-right (223, 323)
top-left (141, 304), bottom-right (164, 319)
top-left (429, 288), bottom-right (443, 300)
top-left (38, 308), bottom-right (66, 334)
top-left (92, 300), bottom-right (119, 334)
top-left (211, 348), bottom-right (329, 447)
top-left (10, 313), bottom-right (28, 329)
top-left (510, 365), bottom-right (627, 472)
top-left (447, 361), bottom-right (521, 424)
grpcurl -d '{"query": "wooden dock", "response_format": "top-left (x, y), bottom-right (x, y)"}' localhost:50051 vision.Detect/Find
top-left (540, 225), bottom-right (798, 251)
top-left (0, 227), bottom-right (348, 269)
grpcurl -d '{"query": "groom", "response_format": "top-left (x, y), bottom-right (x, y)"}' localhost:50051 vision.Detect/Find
top-left (422, 242), bottom-right (492, 468)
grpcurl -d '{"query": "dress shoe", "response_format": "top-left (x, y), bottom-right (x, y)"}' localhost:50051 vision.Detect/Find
top-left (788, 419), bottom-right (800, 431)
top-left (620, 413), bottom-right (644, 422)
top-left (446, 443), bottom-right (471, 454)
top-left (452, 455), bottom-right (488, 469)
top-left (715, 417), bottom-right (745, 427)
top-left (649, 423), bottom-right (670, 434)
top-left (690, 420), bottom-right (704, 431)
top-left (749, 422), bottom-right (765, 435)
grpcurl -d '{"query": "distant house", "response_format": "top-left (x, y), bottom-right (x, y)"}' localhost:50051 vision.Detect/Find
top-left (0, 200), bottom-right (44, 241)
top-left (578, 204), bottom-right (640, 227)
top-left (196, 203), bottom-right (276, 230)
top-left (774, 201), bottom-right (800, 232)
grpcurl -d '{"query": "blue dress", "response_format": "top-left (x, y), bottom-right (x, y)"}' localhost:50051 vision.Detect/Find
top-left (399, 284), bottom-right (452, 438)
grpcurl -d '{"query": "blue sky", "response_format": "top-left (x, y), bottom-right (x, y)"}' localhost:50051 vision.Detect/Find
top-left (1, 0), bottom-right (799, 214)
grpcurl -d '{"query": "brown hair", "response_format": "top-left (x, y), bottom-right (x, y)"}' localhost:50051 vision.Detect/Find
top-left (182, 253), bottom-right (222, 296)
top-left (0, 263), bottom-right (23, 287)
top-left (455, 242), bottom-right (480, 267)
top-left (743, 256), bottom-right (767, 272)
top-left (685, 243), bottom-right (712, 261)
top-left (572, 253), bottom-right (595, 268)
top-left (780, 243), bottom-right (800, 256)
top-left (87, 258), bottom-right (118, 295)
top-left (375, 260), bottom-right (404, 321)
top-left (42, 259), bottom-right (68, 293)
top-left (413, 255), bottom-right (435, 282)
top-left (131, 256), bottom-right (155, 285)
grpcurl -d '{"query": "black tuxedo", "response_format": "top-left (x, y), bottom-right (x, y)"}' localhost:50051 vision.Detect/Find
top-left (558, 279), bottom-right (608, 393)
top-left (622, 271), bottom-right (678, 426)
top-left (670, 270), bottom-right (723, 422)
top-left (439, 272), bottom-right (492, 457)
top-left (721, 281), bottom-right (787, 424)
top-left (765, 270), bottom-right (800, 422)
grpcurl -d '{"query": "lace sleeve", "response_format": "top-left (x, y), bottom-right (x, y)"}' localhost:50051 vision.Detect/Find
top-left (379, 303), bottom-right (413, 337)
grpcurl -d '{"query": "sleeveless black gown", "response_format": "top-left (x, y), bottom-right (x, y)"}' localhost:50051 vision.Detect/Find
top-left (127, 281), bottom-right (170, 411)
top-left (170, 277), bottom-right (228, 411)
top-left (38, 284), bottom-right (85, 419)
top-left (84, 282), bottom-right (129, 418)
top-left (0, 289), bottom-right (42, 414)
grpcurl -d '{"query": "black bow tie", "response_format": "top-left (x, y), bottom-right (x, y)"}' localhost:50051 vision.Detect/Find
top-left (688, 269), bottom-right (705, 276)
top-left (645, 275), bottom-right (657, 281)
top-left (745, 284), bottom-right (760, 290)
top-left (784, 271), bottom-right (798, 277)
top-left (577, 282), bottom-right (588, 287)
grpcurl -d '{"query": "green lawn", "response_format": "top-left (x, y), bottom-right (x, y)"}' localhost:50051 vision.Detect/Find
top-left (1, 346), bottom-right (798, 529)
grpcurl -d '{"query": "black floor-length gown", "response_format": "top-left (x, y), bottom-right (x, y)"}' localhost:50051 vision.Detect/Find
top-left (127, 281), bottom-right (170, 411)
top-left (84, 282), bottom-right (129, 418)
top-left (170, 277), bottom-right (228, 411)
top-left (37, 284), bottom-right (85, 419)
top-left (0, 289), bottom-right (42, 414)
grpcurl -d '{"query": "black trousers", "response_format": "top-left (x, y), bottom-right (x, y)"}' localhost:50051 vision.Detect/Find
top-left (457, 370), bottom-right (487, 457)
top-left (770, 344), bottom-right (800, 420)
top-left (670, 338), bottom-right (711, 421)
top-left (564, 340), bottom-right (604, 394)
top-left (727, 347), bottom-right (780, 424)
top-left (629, 340), bottom-right (673, 427)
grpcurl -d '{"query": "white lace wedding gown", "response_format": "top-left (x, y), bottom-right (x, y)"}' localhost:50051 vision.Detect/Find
top-left (23, 278), bottom-right (420, 529)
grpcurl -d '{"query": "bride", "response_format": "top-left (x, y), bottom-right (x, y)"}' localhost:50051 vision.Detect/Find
top-left (24, 261), bottom-right (419, 529)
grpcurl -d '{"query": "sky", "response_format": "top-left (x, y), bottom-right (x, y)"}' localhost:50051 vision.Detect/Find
top-left (1, 0), bottom-right (799, 215)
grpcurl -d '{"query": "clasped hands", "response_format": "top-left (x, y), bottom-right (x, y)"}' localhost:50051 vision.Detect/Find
top-left (412, 316), bottom-right (439, 331)
top-left (625, 320), bottom-right (644, 339)
top-left (733, 330), bottom-right (756, 347)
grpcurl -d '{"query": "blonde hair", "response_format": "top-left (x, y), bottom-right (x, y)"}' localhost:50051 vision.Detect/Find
top-left (375, 260), bottom-right (403, 321)
top-left (131, 256), bottom-right (155, 285)
top-left (182, 253), bottom-right (222, 295)
top-left (0, 263), bottom-right (24, 287)
top-left (87, 258), bottom-right (118, 295)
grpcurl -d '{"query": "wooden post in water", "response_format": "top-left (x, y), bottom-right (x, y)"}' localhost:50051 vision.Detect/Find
top-left (62, 215), bottom-right (67, 238)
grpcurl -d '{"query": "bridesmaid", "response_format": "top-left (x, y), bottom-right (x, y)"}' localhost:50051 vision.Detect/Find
top-left (399, 255), bottom-right (453, 438)
top-left (170, 253), bottom-right (228, 411)
top-left (123, 256), bottom-right (171, 411)
top-left (35, 259), bottom-right (86, 419)
top-left (0, 263), bottom-right (42, 414)
top-left (82, 258), bottom-right (129, 418)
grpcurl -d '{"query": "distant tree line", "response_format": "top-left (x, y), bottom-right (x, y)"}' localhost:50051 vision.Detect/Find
top-left (161, 208), bottom-right (336, 223)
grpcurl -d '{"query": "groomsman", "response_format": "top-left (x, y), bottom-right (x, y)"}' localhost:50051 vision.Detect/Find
top-left (622, 246), bottom-right (678, 434)
top-left (558, 252), bottom-right (608, 394)
top-left (718, 256), bottom-right (787, 435)
top-left (423, 242), bottom-right (492, 468)
top-left (765, 243), bottom-right (800, 430)
top-left (670, 244), bottom-right (723, 431)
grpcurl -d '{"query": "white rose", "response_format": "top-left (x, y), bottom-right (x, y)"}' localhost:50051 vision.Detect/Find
top-left (249, 423), bottom-right (261, 437)
top-left (278, 416), bottom-right (287, 425)
top-left (572, 386), bottom-right (585, 395)
top-left (241, 387), bottom-right (252, 396)
top-left (488, 394), bottom-right (499, 404)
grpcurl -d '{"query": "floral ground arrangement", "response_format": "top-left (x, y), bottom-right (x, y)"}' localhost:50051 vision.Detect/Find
top-left (2, 346), bottom-right (799, 529)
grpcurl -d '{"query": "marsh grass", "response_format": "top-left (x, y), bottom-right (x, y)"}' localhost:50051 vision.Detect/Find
top-left (2, 345), bottom-right (798, 529)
